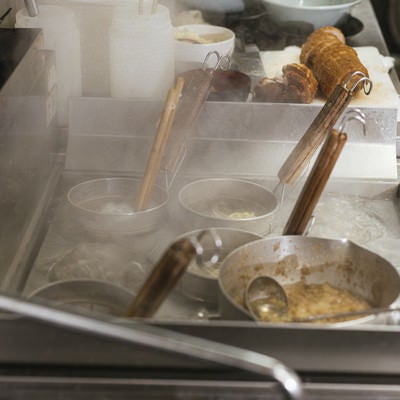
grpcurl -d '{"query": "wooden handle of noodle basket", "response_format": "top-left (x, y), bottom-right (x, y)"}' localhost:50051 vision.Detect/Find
top-left (283, 129), bottom-right (347, 236)
top-left (278, 84), bottom-right (352, 186)
top-left (162, 68), bottom-right (214, 173)
top-left (125, 237), bottom-right (196, 318)
top-left (135, 77), bottom-right (185, 211)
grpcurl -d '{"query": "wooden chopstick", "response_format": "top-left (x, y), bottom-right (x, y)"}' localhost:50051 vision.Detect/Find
top-left (135, 77), bottom-right (185, 211)
top-left (283, 129), bottom-right (347, 236)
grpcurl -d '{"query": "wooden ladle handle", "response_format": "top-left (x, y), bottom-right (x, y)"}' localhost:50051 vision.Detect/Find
top-left (283, 129), bottom-right (347, 236)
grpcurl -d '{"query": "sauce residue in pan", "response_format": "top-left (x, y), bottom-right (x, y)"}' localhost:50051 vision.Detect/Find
top-left (253, 281), bottom-right (371, 323)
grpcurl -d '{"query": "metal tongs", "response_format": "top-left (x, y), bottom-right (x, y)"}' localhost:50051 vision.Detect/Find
top-left (283, 109), bottom-right (366, 236)
top-left (278, 71), bottom-right (372, 187)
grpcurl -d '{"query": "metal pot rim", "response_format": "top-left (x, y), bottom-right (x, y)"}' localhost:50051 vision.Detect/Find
top-left (217, 235), bottom-right (400, 326)
top-left (68, 177), bottom-right (169, 216)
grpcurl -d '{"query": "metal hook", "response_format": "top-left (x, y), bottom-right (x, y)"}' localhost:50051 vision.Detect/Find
top-left (337, 108), bottom-right (367, 136)
top-left (202, 51), bottom-right (231, 71)
top-left (343, 71), bottom-right (373, 95)
top-left (217, 55), bottom-right (231, 71)
top-left (189, 229), bottom-right (222, 266)
top-left (351, 76), bottom-right (373, 95)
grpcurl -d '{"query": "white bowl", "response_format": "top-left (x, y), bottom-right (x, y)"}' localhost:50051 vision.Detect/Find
top-left (262, 0), bottom-right (362, 29)
top-left (174, 24), bottom-right (235, 73)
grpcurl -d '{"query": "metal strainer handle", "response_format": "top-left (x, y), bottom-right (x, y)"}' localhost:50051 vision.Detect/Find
top-left (125, 229), bottom-right (222, 319)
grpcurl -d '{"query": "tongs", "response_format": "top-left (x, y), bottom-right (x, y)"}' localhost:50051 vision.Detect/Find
top-left (283, 109), bottom-right (366, 236)
top-left (278, 71), bottom-right (372, 187)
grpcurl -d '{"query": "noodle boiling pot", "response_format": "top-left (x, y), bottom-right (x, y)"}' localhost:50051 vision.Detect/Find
top-left (218, 236), bottom-right (400, 325)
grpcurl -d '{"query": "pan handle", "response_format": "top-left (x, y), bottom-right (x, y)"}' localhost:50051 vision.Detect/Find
top-left (283, 109), bottom-right (366, 236)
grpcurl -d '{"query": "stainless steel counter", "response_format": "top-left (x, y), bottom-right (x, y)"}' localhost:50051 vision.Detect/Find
top-left (1, 1), bottom-right (400, 399)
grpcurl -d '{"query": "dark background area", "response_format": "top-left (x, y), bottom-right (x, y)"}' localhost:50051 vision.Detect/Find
top-left (371, 0), bottom-right (400, 77)
top-left (371, 0), bottom-right (400, 54)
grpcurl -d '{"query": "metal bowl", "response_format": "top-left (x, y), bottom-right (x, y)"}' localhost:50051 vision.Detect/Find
top-left (47, 242), bottom-right (148, 293)
top-left (29, 279), bottom-right (134, 316)
top-left (67, 177), bottom-right (168, 236)
top-left (218, 236), bottom-right (400, 326)
top-left (178, 178), bottom-right (278, 235)
top-left (179, 228), bottom-right (262, 304)
top-left (262, 0), bottom-right (362, 29)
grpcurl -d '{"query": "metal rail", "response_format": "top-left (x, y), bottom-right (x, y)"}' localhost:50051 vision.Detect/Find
top-left (0, 293), bottom-right (303, 400)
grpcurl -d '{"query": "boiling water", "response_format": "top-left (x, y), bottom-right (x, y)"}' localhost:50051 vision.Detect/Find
top-left (79, 195), bottom-right (136, 214)
top-left (48, 242), bottom-right (147, 291)
top-left (193, 197), bottom-right (268, 219)
top-left (309, 196), bottom-right (386, 244)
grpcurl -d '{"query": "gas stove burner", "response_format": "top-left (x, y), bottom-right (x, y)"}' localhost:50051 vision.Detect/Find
top-left (336, 15), bottom-right (364, 37)
top-left (222, 11), bottom-right (363, 51)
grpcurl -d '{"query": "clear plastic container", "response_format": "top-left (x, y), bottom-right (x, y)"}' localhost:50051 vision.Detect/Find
top-left (15, 5), bottom-right (82, 127)
top-left (109, 1), bottom-right (175, 100)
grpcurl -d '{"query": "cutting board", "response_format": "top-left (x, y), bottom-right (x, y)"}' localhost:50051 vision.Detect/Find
top-left (260, 46), bottom-right (400, 112)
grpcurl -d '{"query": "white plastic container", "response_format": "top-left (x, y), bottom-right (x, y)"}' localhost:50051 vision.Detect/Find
top-left (109, 1), bottom-right (175, 100)
top-left (16, 5), bottom-right (82, 126)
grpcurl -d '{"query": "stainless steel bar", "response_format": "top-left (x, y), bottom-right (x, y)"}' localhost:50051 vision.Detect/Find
top-left (0, 293), bottom-right (303, 400)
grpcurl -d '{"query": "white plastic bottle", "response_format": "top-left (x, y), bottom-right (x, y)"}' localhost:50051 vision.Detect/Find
top-left (15, 4), bottom-right (82, 127)
top-left (109, 0), bottom-right (175, 100)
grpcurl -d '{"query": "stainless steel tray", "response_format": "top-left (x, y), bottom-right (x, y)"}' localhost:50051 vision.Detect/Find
top-left (21, 170), bottom-right (400, 318)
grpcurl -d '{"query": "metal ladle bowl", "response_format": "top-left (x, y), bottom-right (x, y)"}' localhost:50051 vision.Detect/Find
top-left (245, 274), bottom-right (400, 324)
top-left (245, 275), bottom-right (289, 321)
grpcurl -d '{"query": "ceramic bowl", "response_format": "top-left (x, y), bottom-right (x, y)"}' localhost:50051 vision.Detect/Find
top-left (262, 0), bottom-right (362, 29)
top-left (174, 24), bottom-right (235, 73)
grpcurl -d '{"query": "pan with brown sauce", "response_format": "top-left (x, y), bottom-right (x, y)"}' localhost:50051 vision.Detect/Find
top-left (252, 281), bottom-right (372, 323)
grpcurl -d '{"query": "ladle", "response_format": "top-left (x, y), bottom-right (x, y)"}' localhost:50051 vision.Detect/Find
top-left (245, 276), bottom-right (400, 323)
top-left (244, 276), bottom-right (288, 321)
